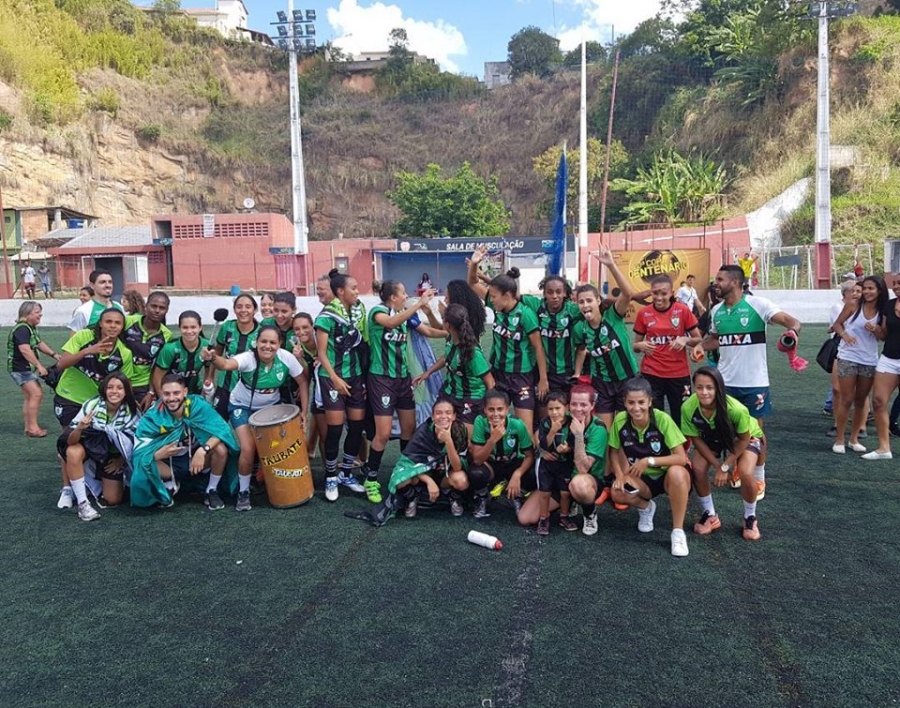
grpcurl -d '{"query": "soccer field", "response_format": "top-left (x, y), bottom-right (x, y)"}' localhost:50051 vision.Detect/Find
top-left (2, 326), bottom-right (899, 708)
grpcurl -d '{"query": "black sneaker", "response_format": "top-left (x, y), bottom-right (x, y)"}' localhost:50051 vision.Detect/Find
top-left (450, 497), bottom-right (464, 517)
top-left (890, 422), bottom-right (900, 438)
top-left (404, 495), bottom-right (418, 518)
top-left (512, 497), bottom-right (524, 515)
top-left (536, 516), bottom-right (550, 536)
top-left (235, 490), bottom-right (252, 512)
top-left (205, 490), bottom-right (225, 510)
top-left (472, 496), bottom-right (490, 519)
top-left (558, 515), bottom-right (578, 532)
top-left (826, 426), bottom-right (837, 437)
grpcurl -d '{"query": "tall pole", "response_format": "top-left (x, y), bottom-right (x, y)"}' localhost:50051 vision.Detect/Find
top-left (287, 0), bottom-right (308, 255)
top-left (814, 1), bottom-right (832, 288)
top-left (578, 37), bottom-right (588, 283)
top-left (598, 49), bottom-right (620, 289)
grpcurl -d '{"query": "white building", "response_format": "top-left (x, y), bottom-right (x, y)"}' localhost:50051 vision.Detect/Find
top-left (183, 0), bottom-right (248, 40)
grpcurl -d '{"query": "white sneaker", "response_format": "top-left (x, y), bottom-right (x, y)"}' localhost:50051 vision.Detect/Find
top-left (582, 511), bottom-right (598, 536)
top-left (637, 499), bottom-right (656, 533)
top-left (848, 442), bottom-right (867, 453)
top-left (57, 487), bottom-right (74, 509)
top-left (832, 444), bottom-right (846, 454)
top-left (671, 529), bottom-right (689, 557)
top-left (325, 476), bottom-right (339, 502)
top-left (861, 450), bottom-right (893, 460)
top-left (337, 472), bottom-right (366, 493)
top-left (77, 500), bottom-right (100, 522)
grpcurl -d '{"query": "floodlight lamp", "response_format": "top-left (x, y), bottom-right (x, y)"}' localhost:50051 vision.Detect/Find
top-left (277, 39), bottom-right (288, 50)
top-left (294, 22), bottom-right (304, 35)
top-left (306, 10), bottom-right (316, 21)
top-left (293, 10), bottom-right (304, 21)
top-left (305, 24), bottom-right (316, 36)
top-left (293, 38), bottom-right (303, 50)
top-left (277, 25), bottom-right (288, 36)
top-left (277, 11), bottom-right (288, 23)
top-left (306, 38), bottom-right (316, 50)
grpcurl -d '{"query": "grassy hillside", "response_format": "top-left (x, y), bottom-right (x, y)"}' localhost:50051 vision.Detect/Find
top-left (1, 0), bottom-right (900, 254)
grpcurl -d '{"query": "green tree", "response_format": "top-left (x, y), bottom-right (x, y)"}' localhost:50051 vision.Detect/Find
top-left (387, 163), bottom-right (511, 238)
top-left (532, 138), bottom-right (629, 226)
top-left (611, 150), bottom-right (730, 226)
top-left (562, 41), bottom-right (607, 67)
top-left (507, 26), bottom-right (562, 78)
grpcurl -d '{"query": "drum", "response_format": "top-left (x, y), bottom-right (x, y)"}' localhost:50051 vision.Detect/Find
top-left (249, 404), bottom-right (313, 508)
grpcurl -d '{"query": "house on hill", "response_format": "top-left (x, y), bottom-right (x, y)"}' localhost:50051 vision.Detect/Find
top-left (2, 205), bottom-right (98, 252)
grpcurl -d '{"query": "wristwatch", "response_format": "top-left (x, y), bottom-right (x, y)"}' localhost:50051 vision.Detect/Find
top-left (648, 456), bottom-right (656, 467)
top-left (720, 463), bottom-right (731, 473)
top-left (202, 444), bottom-right (211, 453)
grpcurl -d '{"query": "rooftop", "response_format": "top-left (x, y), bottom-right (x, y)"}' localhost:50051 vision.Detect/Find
top-left (55, 225), bottom-right (153, 250)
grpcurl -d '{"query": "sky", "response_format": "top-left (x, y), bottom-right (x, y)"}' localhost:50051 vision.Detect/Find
top-left (183, 0), bottom-right (669, 77)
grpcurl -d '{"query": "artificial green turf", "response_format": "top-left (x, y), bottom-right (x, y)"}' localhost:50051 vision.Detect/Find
top-left (2, 326), bottom-right (900, 707)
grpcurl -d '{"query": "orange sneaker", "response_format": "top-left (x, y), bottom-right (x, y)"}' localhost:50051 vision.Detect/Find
top-left (729, 469), bottom-right (741, 488)
top-left (595, 487), bottom-right (611, 506)
top-left (742, 515), bottom-right (761, 541)
top-left (693, 511), bottom-right (722, 535)
top-left (614, 502), bottom-right (630, 511)
top-left (755, 481), bottom-right (766, 500)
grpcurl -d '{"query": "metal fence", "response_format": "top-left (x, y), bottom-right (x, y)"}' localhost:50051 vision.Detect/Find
top-left (757, 243), bottom-right (874, 289)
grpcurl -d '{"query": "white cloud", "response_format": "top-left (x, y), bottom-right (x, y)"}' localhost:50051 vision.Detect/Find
top-left (556, 0), bottom-right (679, 52)
top-left (327, 0), bottom-right (467, 74)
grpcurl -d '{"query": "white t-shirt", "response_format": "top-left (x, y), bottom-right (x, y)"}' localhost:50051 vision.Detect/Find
top-left (22, 266), bottom-right (35, 284)
top-left (675, 285), bottom-right (698, 311)
top-left (68, 299), bottom-right (124, 332)
top-left (837, 308), bottom-right (880, 367)
top-left (229, 349), bottom-right (303, 410)
top-left (709, 294), bottom-right (782, 388)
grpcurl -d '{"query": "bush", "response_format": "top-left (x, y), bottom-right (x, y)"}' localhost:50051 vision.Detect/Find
top-left (0, 109), bottom-right (12, 132)
top-left (87, 87), bottom-right (120, 116)
top-left (136, 123), bottom-right (162, 143)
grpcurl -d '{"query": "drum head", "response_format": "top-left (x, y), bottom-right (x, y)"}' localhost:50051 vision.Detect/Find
top-left (249, 403), bottom-right (300, 426)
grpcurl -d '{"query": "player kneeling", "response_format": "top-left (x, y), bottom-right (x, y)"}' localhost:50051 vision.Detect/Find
top-left (608, 377), bottom-right (692, 557)
top-left (345, 397), bottom-right (468, 526)
top-left (131, 374), bottom-right (240, 509)
top-left (681, 366), bottom-right (763, 541)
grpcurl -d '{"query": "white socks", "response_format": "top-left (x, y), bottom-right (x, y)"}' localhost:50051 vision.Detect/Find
top-left (239, 474), bottom-right (251, 493)
top-left (698, 494), bottom-right (716, 516)
top-left (70, 478), bottom-right (87, 504)
top-left (207, 474), bottom-right (222, 493)
top-left (754, 464), bottom-right (765, 482)
top-left (743, 500), bottom-right (757, 519)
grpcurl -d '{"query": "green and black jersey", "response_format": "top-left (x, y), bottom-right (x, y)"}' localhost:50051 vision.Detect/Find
top-left (155, 337), bottom-right (210, 394)
top-left (442, 337), bottom-right (491, 400)
top-left (215, 320), bottom-right (259, 391)
top-left (7, 322), bottom-right (40, 373)
top-left (314, 307), bottom-right (364, 379)
top-left (486, 296), bottom-right (540, 375)
top-left (367, 304), bottom-right (409, 378)
top-left (573, 306), bottom-right (638, 383)
top-left (123, 315), bottom-right (172, 388)
top-left (522, 294), bottom-right (582, 377)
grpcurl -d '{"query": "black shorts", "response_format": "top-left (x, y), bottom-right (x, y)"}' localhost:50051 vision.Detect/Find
top-left (640, 472), bottom-right (668, 499)
top-left (487, 460), bottom-right (537, 492)
top-left (368, 374), bottom-right (415, 416)
top-left (56, 428), bottom-right (124, 480)
top-left (592, 378), bottom-right (627, 415)
top-left (53, 396), bottom-right (82, 429)
top-left (493, 370), bottom-right (536, 411)
top-left (643, 374), bottom-right (692, 408)
top-left (535, 458), bottom-right (572, 494)
top-left (546, 372), bottom-right (574, 397)
top-left (445, 395), bottom-right (484, 425)
top-left (318, 374), bottom-right (367, 412)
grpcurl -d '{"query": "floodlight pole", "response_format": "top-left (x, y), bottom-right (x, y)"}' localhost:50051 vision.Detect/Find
top-left (809, 0), bottom-right (857, 288)
top-left (287, 0), bottom-right (308, 255)
top-left (578, 37), bottom-right (588, 284)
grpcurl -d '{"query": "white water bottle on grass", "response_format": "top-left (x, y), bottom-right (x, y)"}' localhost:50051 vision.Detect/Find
top-left (467, 530), bottom-right (502, 550)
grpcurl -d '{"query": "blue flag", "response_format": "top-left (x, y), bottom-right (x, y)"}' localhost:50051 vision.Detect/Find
top-left (547, 148), bottom-right (567, 276)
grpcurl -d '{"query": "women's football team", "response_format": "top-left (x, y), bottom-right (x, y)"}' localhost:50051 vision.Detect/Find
top-left (8, 251), bottom-right (781, 557)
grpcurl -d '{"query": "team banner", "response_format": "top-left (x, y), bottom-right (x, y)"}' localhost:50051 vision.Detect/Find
top-left (607, 249), bottom-right (711, 322)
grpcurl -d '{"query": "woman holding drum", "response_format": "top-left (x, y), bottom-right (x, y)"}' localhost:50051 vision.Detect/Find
top-left (202, 324), bottom-right (309, 511)
top-left (212, 293), bottom-right (261, 420)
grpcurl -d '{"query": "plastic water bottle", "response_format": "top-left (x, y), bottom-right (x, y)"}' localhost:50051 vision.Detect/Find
top-left (467, 530), bottom-right (503, 550)
top-left (202, 379), bottom-right (216, 403)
